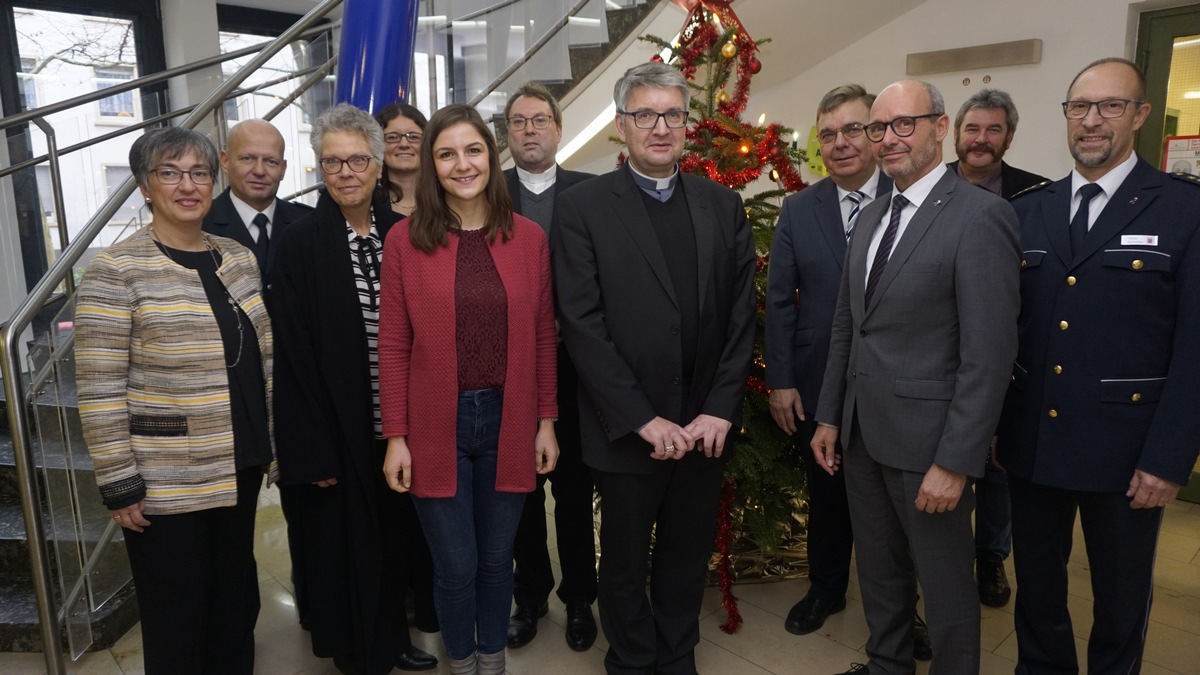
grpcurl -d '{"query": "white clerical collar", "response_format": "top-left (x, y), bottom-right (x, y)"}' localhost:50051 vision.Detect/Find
top-left (516, 164), bottom-right (557, 195)
top-left (627, 162), bottom-right (678, 190)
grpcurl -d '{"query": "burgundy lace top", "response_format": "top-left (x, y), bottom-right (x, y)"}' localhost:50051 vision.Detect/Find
top-left (454, 228), bottom-right (508, 390)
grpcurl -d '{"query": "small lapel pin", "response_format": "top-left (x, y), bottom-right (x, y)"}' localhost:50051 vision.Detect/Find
top-left (1129, 197), bottom-right (1139, 204)
top-left (931, 199), bottom-right (942, 206)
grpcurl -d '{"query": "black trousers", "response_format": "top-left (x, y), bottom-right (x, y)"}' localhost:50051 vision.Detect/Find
top-left (798, 417), bottom-right (854, 601)
top-left (123, 469), bottom-right (262, 675)
top-left (1009, 475), bottom-right (1162, 674)
top-left (513, 349), bottom-right (597, 607)
top-left (594, 454), bottom-right (725, 675)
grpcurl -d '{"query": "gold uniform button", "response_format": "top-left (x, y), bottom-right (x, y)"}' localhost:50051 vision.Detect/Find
top-left (1132, 393), bottom-right (1142, 402)
top-left (1059, 320), bottom-right (1069, 330)
top-left (1048, 409), bottom-right (1058, 418)
top-left (1021, 259), bottom-right (1028, 269)
top-left (1132, 260), bottom-right (1144, 270)
top-left (1053, 365), bottom-right (1063, 374)
top-left (1066, 276), bottom-right (1076, 286)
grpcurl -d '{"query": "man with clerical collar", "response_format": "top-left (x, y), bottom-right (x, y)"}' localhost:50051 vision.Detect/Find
top-left (552, 62), bottom-right (755, 675)
top-left (500, 82), bottom-right (599, 654)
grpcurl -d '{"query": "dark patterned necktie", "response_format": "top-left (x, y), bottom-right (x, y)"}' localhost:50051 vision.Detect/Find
top-left (252, 212), bottom-right (270, 264)
top-left (845, 190), bottom-right (866, 241)
top-left (865, 194), bottom-right (908, 306)
top-left (1070, 183), bottom-right (1103, 258)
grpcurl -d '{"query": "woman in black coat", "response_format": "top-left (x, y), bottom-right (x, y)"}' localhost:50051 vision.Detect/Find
top-left (270, 103), bottom-right (436, 674)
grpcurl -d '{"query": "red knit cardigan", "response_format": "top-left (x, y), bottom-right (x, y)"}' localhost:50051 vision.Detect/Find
top-left (379, 214), bottom-right (557, 497)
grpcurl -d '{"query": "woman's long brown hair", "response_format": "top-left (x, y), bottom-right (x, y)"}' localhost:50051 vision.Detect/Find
top-left (408, 104), bottom-right (513, 253)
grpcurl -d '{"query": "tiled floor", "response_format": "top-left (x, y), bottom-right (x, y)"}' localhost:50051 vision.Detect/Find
top-left (3, 491), bottom-right (1199, 674)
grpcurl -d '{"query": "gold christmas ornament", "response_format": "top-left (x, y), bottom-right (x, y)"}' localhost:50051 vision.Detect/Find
top-left (721, 41), bottom-right (737, 58)
top-left (716, 90), bottom-right (731, 104)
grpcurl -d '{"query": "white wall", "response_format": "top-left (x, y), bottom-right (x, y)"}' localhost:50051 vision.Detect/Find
top-left (745, 0), bottom-right (1185, 184)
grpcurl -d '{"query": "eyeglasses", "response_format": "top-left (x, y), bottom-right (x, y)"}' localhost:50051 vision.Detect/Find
top-left (319, 155), bottom-right (374, 174)
top-left (233, 155), bottom-right (283, 170)
top-left (507, 115), bottom-right (553, 131)
top-left (152, 166), bottom-right (214, 185)
top-left (618, 109), bottom-right (689, 129)
top-left (1061, 99), bottom-right (1143, 119)
top-left (385, 131), bottom-right (424, 145)
top-left (818, 123), bottom-right (866, 145)
top-left (865, 113), bottom-right (941, 142)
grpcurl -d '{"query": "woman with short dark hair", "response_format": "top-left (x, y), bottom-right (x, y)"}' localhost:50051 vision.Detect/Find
top-left (75, 126), bottom-right (274, 674)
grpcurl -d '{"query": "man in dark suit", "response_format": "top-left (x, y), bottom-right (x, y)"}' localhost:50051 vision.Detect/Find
top-left (207, 118), bottom-right (312, 630)
top-left (500, 82), bottom-right (599, 653)
top-left (948, 89), bottom-right (1047, 201)
top-left (997, 57), bottom-right (1200, 674)
top-left (553, 62), bottom-right (755, 675)
top-left (811, 79), bottom-right (1019, 675)
top-left (203, 118), bottom-right (311, 281)
top-left (947, 88), bottom-right (1048, 608)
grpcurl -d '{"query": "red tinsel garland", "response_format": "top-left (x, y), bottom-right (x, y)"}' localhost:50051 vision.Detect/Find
top-left (715, 477), bottom-right (742, 634)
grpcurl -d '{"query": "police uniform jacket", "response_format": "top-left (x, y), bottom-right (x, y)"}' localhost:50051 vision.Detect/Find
top-left (997, 159), bottom-right (1200, 491)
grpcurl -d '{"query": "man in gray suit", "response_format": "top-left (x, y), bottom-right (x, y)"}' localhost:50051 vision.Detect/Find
top-left (812, 80), bottom-right (1020, 675)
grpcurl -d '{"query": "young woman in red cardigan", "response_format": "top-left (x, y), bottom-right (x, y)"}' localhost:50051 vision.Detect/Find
top-left (379, 103), bottom-right (559, 675)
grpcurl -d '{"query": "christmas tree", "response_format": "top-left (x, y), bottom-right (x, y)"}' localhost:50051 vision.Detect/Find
top-left (635, 0), bottom-right (811, 633)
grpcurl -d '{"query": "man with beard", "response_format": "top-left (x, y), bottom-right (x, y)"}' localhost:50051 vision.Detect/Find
top-left (501, 82), bottom-right (599, 653)
top-left (947, 89), bottom-right (1047, 609)
top-left (948, 89), bottom-right (1047, 200)
top-left (766, 83), bottom-right (931, 661)
top-left (812, 79), bottom-right (1019, 674)
top-left (997, 57), bottom-right (1200, 674)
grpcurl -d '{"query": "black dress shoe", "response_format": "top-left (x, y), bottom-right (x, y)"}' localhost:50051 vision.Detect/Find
top-left (506, 601), bottom-right (548, 648)
top-left (977, 554), bottom-right (1012, 607)
top-left (565, 601), bottom-right (598, 651)
top-left (396, 646), bottom-right (438, 671)
top-left (784, 595), bottom-right (847, 635)
top-left (912, 612), bottom-right (932, 661)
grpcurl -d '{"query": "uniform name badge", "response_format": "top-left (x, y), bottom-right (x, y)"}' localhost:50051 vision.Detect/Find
top-left (1121, 235), bottom-right (1158, 246)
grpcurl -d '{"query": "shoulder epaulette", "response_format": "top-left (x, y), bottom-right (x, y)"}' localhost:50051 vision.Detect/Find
top-left (1169, 171), bottom-right (1200, 187)
top-left (1011, 180), bottom-right (1051, 199)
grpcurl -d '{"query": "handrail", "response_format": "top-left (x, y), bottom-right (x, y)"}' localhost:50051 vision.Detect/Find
top-left (0, 58), bottom-right (334, 182)
top-left (0, 20), bottom-right (338, 134)
top-left (0, 2), bottom-right (344, 673)
top-left (467, 0), bottom-right (593, 107)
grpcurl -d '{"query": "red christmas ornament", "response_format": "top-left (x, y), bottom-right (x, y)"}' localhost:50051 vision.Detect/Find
top-left (651, 54), bottom-right (664, 63)
top-left (749, 57), bottom-right (761, 74)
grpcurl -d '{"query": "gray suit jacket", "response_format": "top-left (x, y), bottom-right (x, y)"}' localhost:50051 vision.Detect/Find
top-left (815, 169), bottom-right (1020, 477)
top-left (765, 173), bottom-right (892, 414)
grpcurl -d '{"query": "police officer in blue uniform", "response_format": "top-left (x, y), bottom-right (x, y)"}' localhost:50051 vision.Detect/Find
top-left (998, 57), bottom-right (1200, 674)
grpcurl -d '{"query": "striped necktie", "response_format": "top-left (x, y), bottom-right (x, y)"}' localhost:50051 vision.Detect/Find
top-left (865, 194), bottom-right (909, 306)
top-left (845, 190), bottom-right (866, 241)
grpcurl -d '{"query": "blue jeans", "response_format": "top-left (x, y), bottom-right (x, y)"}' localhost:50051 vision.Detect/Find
top-left (411, 388), bottom-right (526, 660)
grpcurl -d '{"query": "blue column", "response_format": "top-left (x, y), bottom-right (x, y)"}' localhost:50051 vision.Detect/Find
top-left (336, 0), bottom-right (420, 112)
